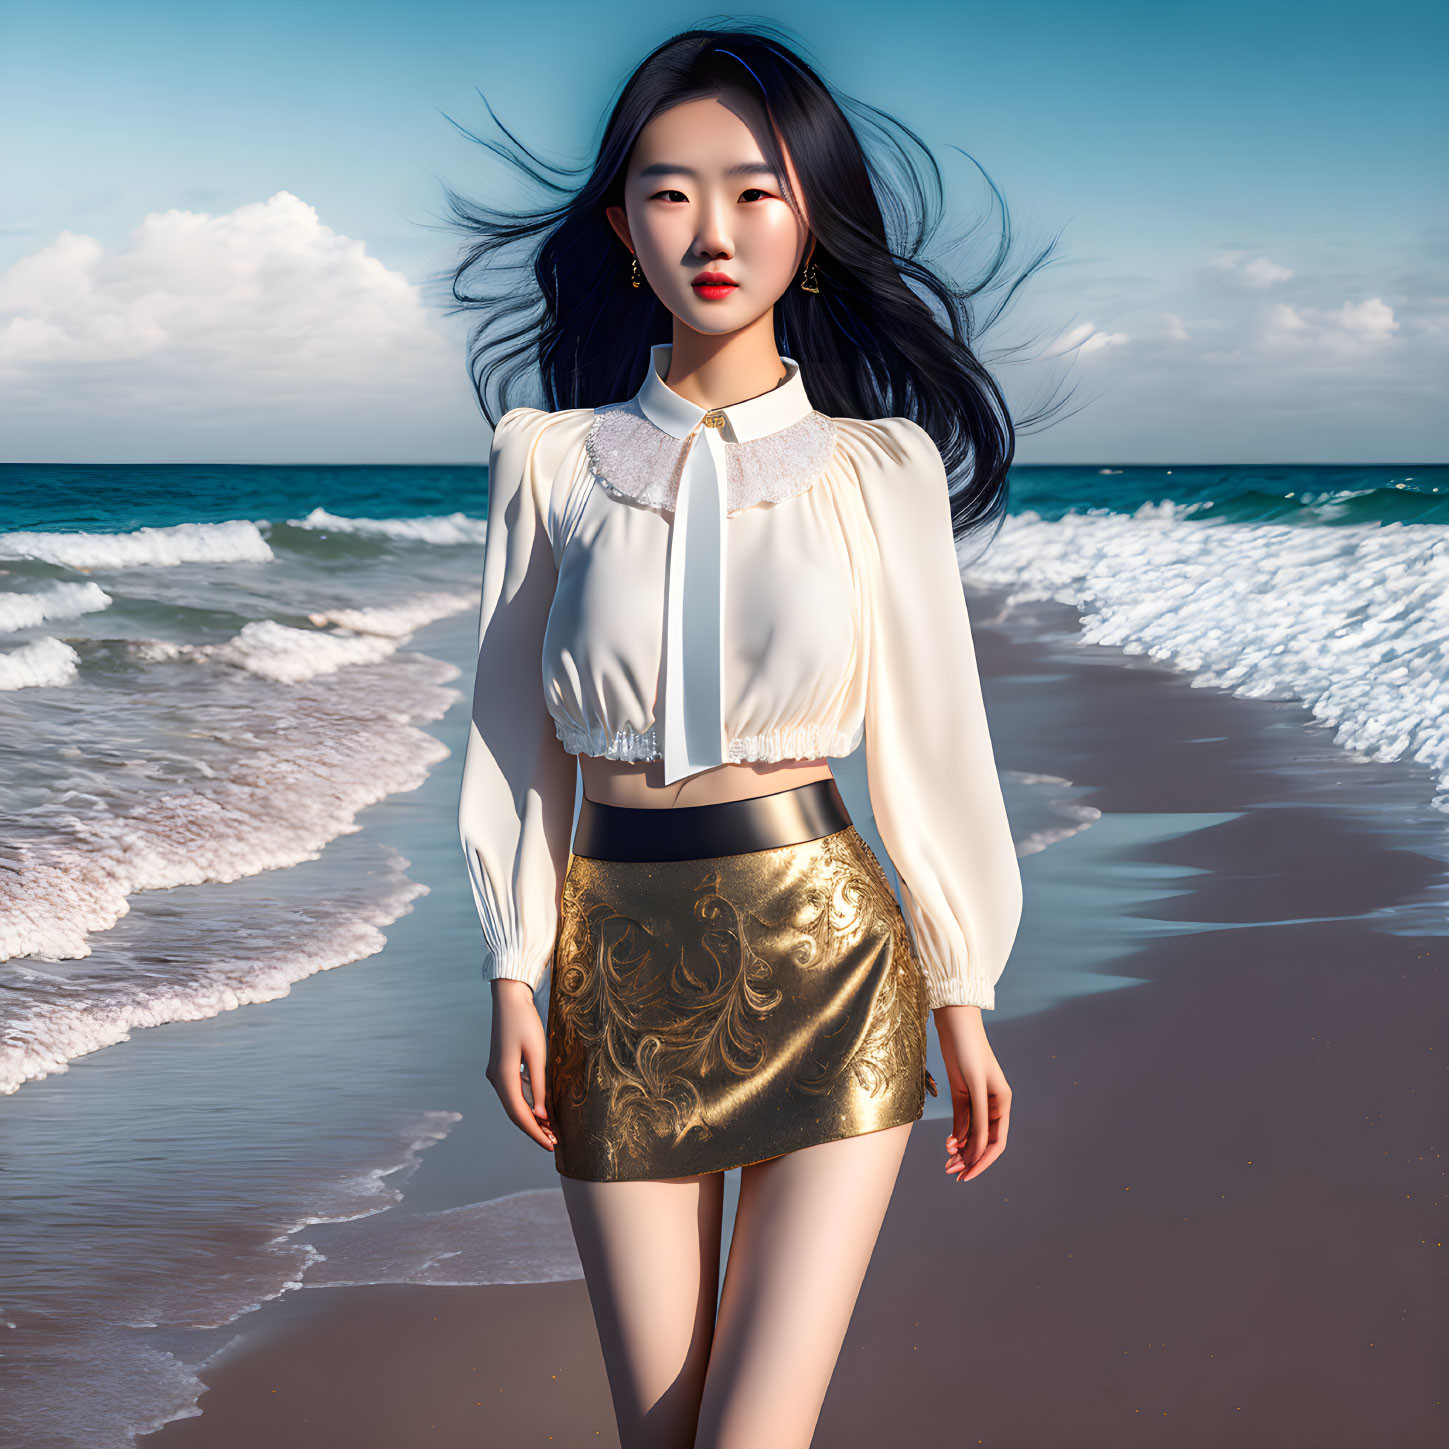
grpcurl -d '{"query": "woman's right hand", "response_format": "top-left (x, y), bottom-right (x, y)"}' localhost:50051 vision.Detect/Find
top-left (486, 978), bottom-right (558, 1153)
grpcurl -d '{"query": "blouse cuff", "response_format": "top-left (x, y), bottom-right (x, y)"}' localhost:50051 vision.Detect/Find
top-left (920, 965), bottom-right (996, 1012)
top-left (482, 943), bottom-right (550, 992)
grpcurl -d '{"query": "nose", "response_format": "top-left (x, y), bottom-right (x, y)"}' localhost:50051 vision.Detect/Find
top-left (691, 195), bottom-right (734, 262)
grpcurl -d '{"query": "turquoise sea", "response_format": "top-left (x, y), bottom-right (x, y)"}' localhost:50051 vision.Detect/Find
top-left (0, 459), bottom-right (1444, 1446)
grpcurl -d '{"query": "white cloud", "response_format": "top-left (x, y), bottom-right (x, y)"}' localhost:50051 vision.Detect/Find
top-left (1013, 242), bottom-right (1446, 461)
top-left (1262, 295), bottom-right (1398, 353)
top-left (1240, 256), bottom-right (1294, 287)
top-left (1207, 249), bottom-right (1251, 270)
top-left (0, 192), bottom-right (481, 460)
top-left (1263, 301), bottom-right (1309, 338)
top-left (1049, 320), bottom-right (1130, 358)
top-left (1335, 296), bottom-right (1398, 340)
top-left (1207, 250), bottom-right (1293, 287)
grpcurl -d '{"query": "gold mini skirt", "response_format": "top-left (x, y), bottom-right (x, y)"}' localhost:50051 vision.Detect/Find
top-left (544, 779), bottom-right (938, 1182)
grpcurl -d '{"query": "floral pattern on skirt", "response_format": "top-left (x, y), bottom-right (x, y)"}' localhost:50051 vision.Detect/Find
top-left (544, 825), bottom-right (937, 1181)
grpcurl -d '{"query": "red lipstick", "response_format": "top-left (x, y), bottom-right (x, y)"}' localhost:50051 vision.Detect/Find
top-left (692, 271), bottom-right (738, 300)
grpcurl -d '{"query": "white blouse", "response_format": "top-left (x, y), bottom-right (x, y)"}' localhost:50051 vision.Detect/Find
top-left (458, 342), bottom-right (1022, 1010)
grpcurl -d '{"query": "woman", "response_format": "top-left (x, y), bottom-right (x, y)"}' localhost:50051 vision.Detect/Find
top-left (449, 24), bottom-right (1059, 1449)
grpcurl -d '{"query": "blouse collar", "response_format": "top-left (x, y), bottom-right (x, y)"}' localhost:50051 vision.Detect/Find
top-left (634, 342), bottom-right (815, 443)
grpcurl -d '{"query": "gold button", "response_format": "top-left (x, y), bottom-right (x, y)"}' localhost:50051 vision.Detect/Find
top-left (702, 410), bottom-right (727, 429)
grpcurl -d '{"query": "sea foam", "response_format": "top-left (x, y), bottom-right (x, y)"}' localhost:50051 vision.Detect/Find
top-left (0, 654), bottom-right (459, 964)
top-left (0, 855), bottom-right (427, 1095)
top-left (0, 580), bottom-right (113, 632)
top-left (967, 505), bottom-right (1449, 811)
top-left (286, 508), bottom-right (488, 545)
top-left (0, 636), bottom-right (80, 689)
top-left (0, 519), bottom-right (273, 569)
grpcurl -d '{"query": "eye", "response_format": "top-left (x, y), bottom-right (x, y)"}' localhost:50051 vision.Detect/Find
top-left (647, 187), bottom-right (775, 203)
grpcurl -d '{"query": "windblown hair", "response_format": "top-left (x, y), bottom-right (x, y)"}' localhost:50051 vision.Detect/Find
top-left (431, 21), bottom-right (1074, 543)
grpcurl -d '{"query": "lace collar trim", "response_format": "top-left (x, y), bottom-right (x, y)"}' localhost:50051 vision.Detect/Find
top-left (584, 399), bottom-right (839, 515)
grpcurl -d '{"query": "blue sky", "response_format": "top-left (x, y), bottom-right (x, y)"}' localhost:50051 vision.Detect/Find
top-left (1, 0), bottom-right (1444, 463)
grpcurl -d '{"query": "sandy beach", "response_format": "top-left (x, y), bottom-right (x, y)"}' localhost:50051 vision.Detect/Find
top-left (135, 596), bottom-right (1448, 1449)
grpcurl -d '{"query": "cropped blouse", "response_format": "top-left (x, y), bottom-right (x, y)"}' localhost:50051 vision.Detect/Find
top-left (457, 342), bottom-right (1022, 1009)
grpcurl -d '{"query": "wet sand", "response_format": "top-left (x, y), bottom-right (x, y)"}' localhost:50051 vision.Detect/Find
top-left (141, 604), bottom-right (1449, 1449)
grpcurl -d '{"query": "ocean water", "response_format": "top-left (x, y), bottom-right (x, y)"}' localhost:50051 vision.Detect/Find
top-left (0, 460), bottom-right (1444, 1447)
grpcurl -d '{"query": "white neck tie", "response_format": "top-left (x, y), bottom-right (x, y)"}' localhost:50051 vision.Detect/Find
top-left (662, 411), bottom-right (728, 785)
top-left (630, 342), bottom-right (815, 787)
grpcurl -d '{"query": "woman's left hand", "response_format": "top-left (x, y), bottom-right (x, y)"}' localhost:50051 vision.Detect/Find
top-left (933, 1005), bottom-right (1012, 1182)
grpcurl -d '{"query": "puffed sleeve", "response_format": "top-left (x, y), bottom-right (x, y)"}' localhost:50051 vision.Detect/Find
top-left (458, 406), bottom-right (578, 991)
top-left (857, 417), bottom-right (1022, 1010)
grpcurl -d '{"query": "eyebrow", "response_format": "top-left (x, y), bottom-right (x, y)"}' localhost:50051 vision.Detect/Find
top-left (635, 161), bottom-right (781, 181)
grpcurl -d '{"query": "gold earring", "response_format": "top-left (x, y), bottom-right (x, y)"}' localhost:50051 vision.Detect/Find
top-left (799, 258), bottom-right (820, 293)
top-left (629, 255), bottom-right (642, 289)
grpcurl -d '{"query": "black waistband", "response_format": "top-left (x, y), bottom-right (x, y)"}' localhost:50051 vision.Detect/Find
top-left (572, 777), bottom-right (852, 863)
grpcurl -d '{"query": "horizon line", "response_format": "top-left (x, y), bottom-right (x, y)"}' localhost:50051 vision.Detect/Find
top-left (2, 459), bottom-right (1443, 470)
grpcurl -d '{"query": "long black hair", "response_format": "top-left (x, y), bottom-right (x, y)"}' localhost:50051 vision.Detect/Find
top-left (430, 21), bottom-right (1074, 543)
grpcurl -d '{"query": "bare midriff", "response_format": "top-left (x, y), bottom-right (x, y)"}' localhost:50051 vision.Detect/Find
top-left (579, 755), bottom-right (836, 810)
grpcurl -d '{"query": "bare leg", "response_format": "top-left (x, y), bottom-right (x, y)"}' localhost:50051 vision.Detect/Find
top-left (693, 1121), bottom-right (915, 1449)
top-left (560, 1171), bottom-right (726, 1449)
